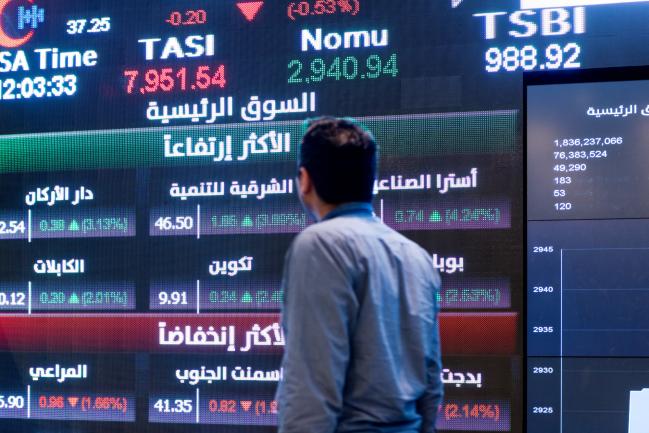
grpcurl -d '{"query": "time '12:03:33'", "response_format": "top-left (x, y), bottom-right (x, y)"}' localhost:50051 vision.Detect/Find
top-left (0, 75), bottom-right (78, 100)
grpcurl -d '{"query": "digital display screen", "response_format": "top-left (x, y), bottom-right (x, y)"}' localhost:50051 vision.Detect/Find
top-left (2, 0), bottom-right (649, 432)
top-left (527, 76), bottom-right (649, 432)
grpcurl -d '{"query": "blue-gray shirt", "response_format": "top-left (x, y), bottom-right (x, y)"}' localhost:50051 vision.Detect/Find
top-left (277, 202), bottom-right (443, 433)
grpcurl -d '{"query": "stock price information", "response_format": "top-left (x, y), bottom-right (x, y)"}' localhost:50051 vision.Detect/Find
top-left (527, 75), bottom-right (649, 433)
top-left (4, 0), bottom-right (649, 432)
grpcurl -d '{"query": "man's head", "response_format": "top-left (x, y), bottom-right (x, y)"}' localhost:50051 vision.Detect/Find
top-left (297, 117), bottom-right (377, 219)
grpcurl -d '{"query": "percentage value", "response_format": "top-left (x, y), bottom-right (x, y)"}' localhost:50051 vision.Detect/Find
top-left (443, 403), bottom-right (501, 422)
top-left (287, 0), bottom-right (360, 20)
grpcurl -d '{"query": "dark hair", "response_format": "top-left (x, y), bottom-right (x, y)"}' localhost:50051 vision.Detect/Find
top-left (299, 117), bottom-right (377, 204)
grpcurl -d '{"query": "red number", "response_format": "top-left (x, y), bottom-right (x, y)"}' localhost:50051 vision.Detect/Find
top-left (126, 65), bottom-right (223, 94)
top-left (144, 69), bottom-right (159, 92)
top-left (444, 403), bottom-right (460, 420)
top-left (159, 68), bottom-right (174, 91)
top-left (195, 65), bottom-right (210, 89)
top-left (196, 65), bottom-right (226, 89)
top-left (215, 399), bottom-right (235, 413)
top-left (211, 65), bottom-right (226, 88)
top-left (166, 11), bottom-right (182, 26)
top-left (255, 400), bottom-right (267, 415)
top-left (324, 0), bottom-right (337, 13)
top-left (176, 67), bottom-right (187, 90)
top-left (297, 2), bottom-right (309, 15)
top-left (124, 70), bottom-right (138, 94)
top-left (314, 0), bottom-right (327, 14)
top-left (167, 9), bottom-right (206, 25)
top-left (49, 396), bottom-right (64, 409)
top-left (185, 10), bottom-right (207, 24)
top-left (185, 10), bottom-right (199, 24)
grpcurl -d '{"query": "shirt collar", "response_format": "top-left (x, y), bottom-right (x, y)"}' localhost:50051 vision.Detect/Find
top-left (321, 202), bottom-right (374, 221)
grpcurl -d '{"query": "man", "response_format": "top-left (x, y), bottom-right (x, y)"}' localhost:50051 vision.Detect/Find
top-left (277, 117), bottom-right (443, 433)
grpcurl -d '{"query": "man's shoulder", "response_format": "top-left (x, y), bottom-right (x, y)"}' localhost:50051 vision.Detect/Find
top-left (290, 218), bottom-right (350, 251)
top-left (294, 215), bottom-right (427, 255)
top-left (289, 217), bottom-right (440, 286)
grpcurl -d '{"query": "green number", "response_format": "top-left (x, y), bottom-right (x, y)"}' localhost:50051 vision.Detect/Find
top-left (52, 219), bottom-right (65, 231)
top-left (383, 53), bottom-right (399, 77)
top-left (291, 54), bottom-right (396, 84)
top-left (342, 56), bottom-right (358, 79)
top-left (310, 58), bottom-right (326, 82)
top-left (366, 55), bottom-right (381, 78)
top-left (326, 57), bottom-right (341, 80)
top-left (287, 59), bottom-right (303, 84)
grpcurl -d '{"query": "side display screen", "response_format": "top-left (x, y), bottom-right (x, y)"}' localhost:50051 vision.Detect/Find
top-left (527, 75), bottom-right (649, 433)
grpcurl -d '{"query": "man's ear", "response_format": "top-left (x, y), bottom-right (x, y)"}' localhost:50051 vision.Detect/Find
top-left (298, 167), bottom-right (313, 196)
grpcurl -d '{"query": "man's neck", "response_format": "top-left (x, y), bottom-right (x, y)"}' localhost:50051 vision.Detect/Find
top-left (313, 202), bottom-right (338, 221)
